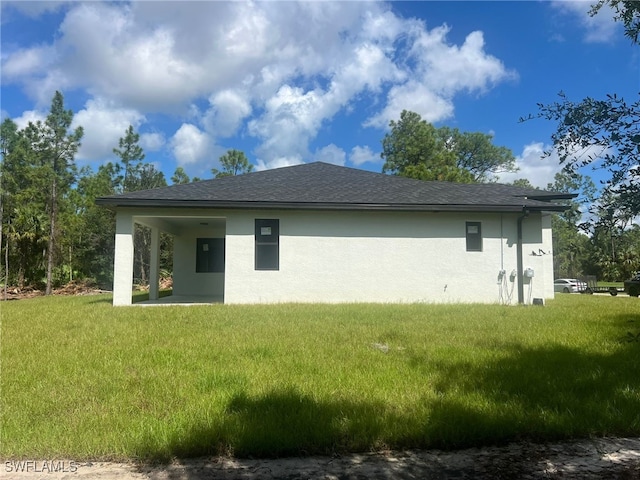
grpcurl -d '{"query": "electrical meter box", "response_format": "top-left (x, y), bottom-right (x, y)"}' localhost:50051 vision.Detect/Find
top-left (524, 268), bottom-right (535, 278)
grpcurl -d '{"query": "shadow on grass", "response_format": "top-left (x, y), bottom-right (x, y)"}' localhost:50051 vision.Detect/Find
top-left (420, 335), bottom-right (640, 448)
top-left (87, 295), bottom-right (113, 304)
top-left (136, 388), bottom-right (407, 462)
top-left (134, 317), bottom-right (640, 462)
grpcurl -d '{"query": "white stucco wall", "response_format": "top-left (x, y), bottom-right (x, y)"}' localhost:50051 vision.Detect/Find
top-left (112, 207), bottom-right (555, 305)
top-left (173, 225), bottom-right (225, 299)
top-left (519, 213), bottom-right (556, 303)
top-left (223, 209), bottom-right (553, 304)
top-left (113, 212), bottom-right (134, 306)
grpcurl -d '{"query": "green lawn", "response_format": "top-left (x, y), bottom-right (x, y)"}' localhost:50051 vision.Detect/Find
top-left (1, 294), bottom-right (639, 461)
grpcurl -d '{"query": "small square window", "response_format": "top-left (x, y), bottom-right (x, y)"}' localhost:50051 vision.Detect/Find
top-left (466, 222), bottom-right (482, 252)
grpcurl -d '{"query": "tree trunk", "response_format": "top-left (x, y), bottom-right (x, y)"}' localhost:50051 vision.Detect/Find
top-left (0, 173), bottom-right (3, 293)
top-left (3, 220), bottom-right (8, 301)
top-left (46, 176), bottom-right (57, 295)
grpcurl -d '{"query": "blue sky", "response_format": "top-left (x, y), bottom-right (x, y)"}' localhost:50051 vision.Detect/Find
top-left (1, 1), bottom-right (637, 188)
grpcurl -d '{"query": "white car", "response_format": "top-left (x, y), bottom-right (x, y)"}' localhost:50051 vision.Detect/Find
top-left (554, 278), bottom-right (587, 293)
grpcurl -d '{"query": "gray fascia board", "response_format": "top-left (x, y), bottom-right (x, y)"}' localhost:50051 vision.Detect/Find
top-left (96, 198), bottom-right (567, 213)
top-left (526, 193), bottom-right (577, 201)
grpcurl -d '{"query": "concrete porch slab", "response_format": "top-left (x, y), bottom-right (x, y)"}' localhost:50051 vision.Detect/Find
top-left (135, 295), bottom-right (222, 306)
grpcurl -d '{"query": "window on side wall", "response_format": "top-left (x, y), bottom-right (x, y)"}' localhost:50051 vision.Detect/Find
top-left (196, 238), bottom-right (225, 273)
top-left (466, 222), bottom-right (482, 252)
top-left (255, 219), bottom-right (279, 270)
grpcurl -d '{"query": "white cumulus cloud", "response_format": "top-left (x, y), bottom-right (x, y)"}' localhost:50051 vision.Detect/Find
top-left (171, 124), bottom-right (213, 166)
top-left (349, 145), bottom-right (379, 166)
top-left (314, 144), bottom-right (346, 166)
top-left (140, 132), bottom-right (165, 152)
top-left (72, 98), bottom-right (145, 162)
top-left (365, 26), bottom-right (515, 129)
top-left (203, 89), bottom-right (252, 138)
top-left (12, 109), bottom-right (45, 129)
top-left (255, 156), bottom-right (304, 172)
top-left (498, 142), bottom-right (563, 188)
top-left (552, 1), bottom-right (619, 43)
top-left (2, 1), bottom-right (517, 171)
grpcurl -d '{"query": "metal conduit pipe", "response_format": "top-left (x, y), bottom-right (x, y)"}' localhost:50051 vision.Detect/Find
top-left (517, 209), bottom-right (529, 304)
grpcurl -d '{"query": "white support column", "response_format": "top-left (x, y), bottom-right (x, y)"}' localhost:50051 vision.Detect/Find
top-left (149, 227), bottom-right (160, 300)
top-left (113, 212), bottom-right (134, 306)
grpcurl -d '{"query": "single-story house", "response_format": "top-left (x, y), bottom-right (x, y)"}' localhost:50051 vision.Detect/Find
top-left (96, 162), bottom-right (574, 306)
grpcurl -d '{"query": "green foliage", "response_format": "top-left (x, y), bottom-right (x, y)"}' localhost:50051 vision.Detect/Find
top-left (0, 114), bottom-right (171, 291)
top-left (544, 172), bottom-right (639, 281)
top-left (2, 296), bottom-right (639, 459)
top-left (509, 178), bottom-right (536, 189)
top-left (110, 125), bottom-right (168, 285)
top-left (0, 92), bottom-right (83, 293)
top-left (547, 171), bottom-right (597, 226)
top-left (530, 93), bottom-right (639, 217)
top-left (113, 125), bottom-right (148, 193)
top-left (545, 173), bottom-right (594, 279)
top-left (438, 127), bottom-right (517, 182)
top-left (171, 166), bottom-right (191, 185)
top-left (381, 110), bottom-right (516, 183)
top-left (526, 4), bottom-right (640, 219)
top-left (587, 193), bottom-right (640, 281)
top-left (520, 3), bottom-right (640, 280)
top-left (382, 110), bottom-right (468, 182)
top-left (73, 164), bottom-right (120, 287)
top-left (591, 0), bottom-right (640, 44)
top-left (212, 149), bottom-right (254, 178)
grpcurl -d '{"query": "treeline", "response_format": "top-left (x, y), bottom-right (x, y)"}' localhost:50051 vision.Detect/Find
top-left (1, 94), bottom-right (638, 296)
top-left (543, 175), bottom-right (639, 282)
top-left (0, 92), bottom-right (257, 295)
top-left (2, 93), bottom-right (172, 293)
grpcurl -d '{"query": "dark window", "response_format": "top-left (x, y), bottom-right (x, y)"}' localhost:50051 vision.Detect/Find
top-left (255, 219), bottom-right (279, 270)
top-left (196, 238), bottom-right (225, 273)
top-left (466, 222), bottom-right (482, 252)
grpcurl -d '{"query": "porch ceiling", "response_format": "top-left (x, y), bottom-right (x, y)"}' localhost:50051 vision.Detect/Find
top-left (133, 215), bottom-right (226, 235)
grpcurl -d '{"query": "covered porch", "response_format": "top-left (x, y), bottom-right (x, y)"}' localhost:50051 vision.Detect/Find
top-left (113, 210), bottom-right (226, 306)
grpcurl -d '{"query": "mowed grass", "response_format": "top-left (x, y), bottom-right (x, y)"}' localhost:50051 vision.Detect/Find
top-left (1, 294), bottom-right (639, 461)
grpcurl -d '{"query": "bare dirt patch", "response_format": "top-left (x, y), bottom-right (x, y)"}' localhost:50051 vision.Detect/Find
top-left (1, 280), bottom-right (111, 301)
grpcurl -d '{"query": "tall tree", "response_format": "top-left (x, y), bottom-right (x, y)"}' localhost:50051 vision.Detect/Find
top-left (74, 163), bottom-right (120, 287)
top-left (381, 110), bottom-right (471, 182)
top-left (212, 149), bottom-right (254, 178)
top-left (381, 110), bottom-right (516, 183)
top-left (0, 120), bottom-right (17, 283)
top-left (113, 125), bottom-right (145, 193)
top-left (1, 119), bottom-right (19, 297)
top-left (112, 126), bottom-right (167, 285)
top-left (28, 91), bottom-right (83, 294)
top-left (438, 128), bottom-right (517, 182)
top-left (588, 190), bottom-right (639, 280)
top-left (171, 166), bottom-right (191, 185)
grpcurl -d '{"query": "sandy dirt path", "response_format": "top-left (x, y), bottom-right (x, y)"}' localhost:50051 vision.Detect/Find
top-left (3, 437), bottom-right (639, 479)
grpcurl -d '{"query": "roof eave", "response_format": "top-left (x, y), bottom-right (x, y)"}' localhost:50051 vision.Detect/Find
top-left (517, 193), bottom-right (577, 201)
top-left (95, 198), bottom-right (568, 213)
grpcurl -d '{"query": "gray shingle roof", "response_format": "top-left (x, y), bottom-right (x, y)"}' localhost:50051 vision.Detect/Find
top-left (95, 162), bottom-right (574, 212)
